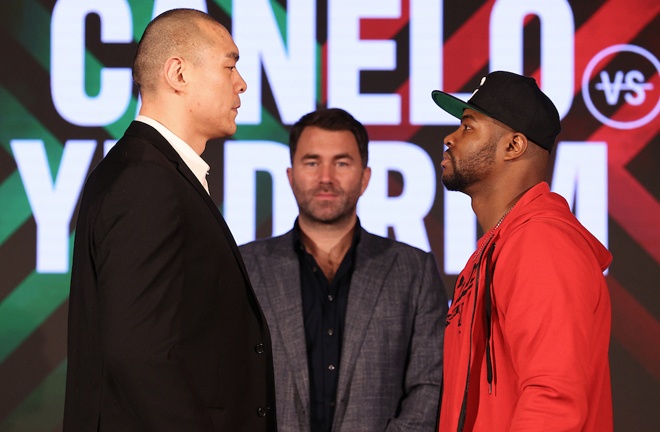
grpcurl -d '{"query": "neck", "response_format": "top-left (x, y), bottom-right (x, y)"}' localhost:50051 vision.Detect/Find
top-left (471, 181), bottom-right (540, 233)
top-left (298, 214), bottom-right (357, 282)
top-left (469, 150), bottom-right (548, 232)
top-left (139, 101), bottom-right (207, 155)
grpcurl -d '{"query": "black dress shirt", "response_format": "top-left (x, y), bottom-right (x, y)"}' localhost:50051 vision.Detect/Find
top-left (293, 219), bottom-right (361, 432)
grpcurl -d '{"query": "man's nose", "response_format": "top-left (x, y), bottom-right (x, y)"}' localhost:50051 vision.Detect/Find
top-left (236, 69), bottom-right (247, 94)
top-left (319, 164), bottom-right (334, 183)
top-left (444, 129), bottom-right (457, 147)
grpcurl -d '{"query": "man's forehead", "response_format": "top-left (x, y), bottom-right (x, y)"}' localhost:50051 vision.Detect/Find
top-left (299, 129), bottom-right (358, 147)
top-left (462, 108), bottom-right (514, 132)
top-left (207, 22), bottom-right (238, 53)
top-left (461, 108), bottom-right (486, 121)
top-left (300, 126), bottom-right (356, 138)
top-left (296, 129), bottom-right (360, 156)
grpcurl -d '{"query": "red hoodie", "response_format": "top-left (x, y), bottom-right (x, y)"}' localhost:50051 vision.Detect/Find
top-left (439, 182), bottom-right (613, 432)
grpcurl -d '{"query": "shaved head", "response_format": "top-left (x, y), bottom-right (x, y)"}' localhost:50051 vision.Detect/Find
top-left (132, 9), bottom-right (224, 94)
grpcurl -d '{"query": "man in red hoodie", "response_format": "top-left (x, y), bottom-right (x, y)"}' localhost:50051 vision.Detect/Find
top-left (431, 71), bottom-right (613, 432)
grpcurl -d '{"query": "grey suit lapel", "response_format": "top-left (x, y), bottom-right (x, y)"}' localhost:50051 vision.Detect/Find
top-left (259, 236), bottom-right (310, 415)
top-left (334, 231), bottom-right (397, 424)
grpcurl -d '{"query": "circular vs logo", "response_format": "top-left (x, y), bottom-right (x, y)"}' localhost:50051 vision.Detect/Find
top-left (582, 44), bottom-right (660, 130)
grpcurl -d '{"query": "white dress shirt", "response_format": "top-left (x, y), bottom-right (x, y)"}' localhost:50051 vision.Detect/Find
top-left (135, 115), bottom-right (210, 194)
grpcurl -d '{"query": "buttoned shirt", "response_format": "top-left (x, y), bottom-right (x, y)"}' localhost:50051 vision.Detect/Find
top-left (135, 115), bottom-right (210, 194)
top-left (293, 219), bottom-right (361, 432)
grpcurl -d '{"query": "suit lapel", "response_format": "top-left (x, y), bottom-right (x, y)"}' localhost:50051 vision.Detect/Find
top-left (126, 121), bottom-right (221, 222)
top-left (259, 236), bottom-right (311, 415)
top-left (334, 231), bottom-right (397, 426)
top-left (124, 122), bottom-right (262, 320)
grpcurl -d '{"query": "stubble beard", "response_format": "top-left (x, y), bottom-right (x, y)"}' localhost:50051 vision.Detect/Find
top-left (294, 184), bottom-right (361, 226)
top-left (442, 137), bottom-right (499, 192)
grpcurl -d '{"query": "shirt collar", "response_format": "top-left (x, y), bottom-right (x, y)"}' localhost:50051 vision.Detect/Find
top-left (136, 115), bottom-right (210, 194)
top-left (292, 217), bottom-right (362, 255)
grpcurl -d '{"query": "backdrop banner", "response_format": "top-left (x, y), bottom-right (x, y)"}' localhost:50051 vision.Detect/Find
top-left (0, 1), bottom-right (658, 430)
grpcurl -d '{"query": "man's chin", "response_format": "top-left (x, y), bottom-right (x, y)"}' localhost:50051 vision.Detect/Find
top-left (225, 123), bottom-right (238, 136)
top-left (441, 176), bottom-right (465, 192)
top-left (310, 213), bottom-right (344, 224)
top-left (304, 208), bottom-right (353, 225)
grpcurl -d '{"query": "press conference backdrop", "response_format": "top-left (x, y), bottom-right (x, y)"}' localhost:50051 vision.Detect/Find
top-left (0, 0), bottom-right (658, 430)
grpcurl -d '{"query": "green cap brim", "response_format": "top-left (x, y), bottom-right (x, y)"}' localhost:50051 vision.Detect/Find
top-left (431, 90), bottom-right (482, 120)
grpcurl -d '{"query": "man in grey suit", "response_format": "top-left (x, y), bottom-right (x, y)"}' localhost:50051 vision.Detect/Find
top-left (240, 108), bottom-right (448, 432)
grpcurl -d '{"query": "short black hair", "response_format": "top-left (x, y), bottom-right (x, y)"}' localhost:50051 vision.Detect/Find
top-left (289, 108), bottom-right (369, 168)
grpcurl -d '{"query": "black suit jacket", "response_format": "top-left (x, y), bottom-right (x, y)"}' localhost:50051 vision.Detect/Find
top-left (63, 122), bottom-right (276, 431)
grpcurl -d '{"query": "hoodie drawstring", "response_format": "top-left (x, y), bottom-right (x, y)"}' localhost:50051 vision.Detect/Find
top-left (456, 239), bottom-right (498, 432)
top-left (484, 243), bottom-right (496, 394)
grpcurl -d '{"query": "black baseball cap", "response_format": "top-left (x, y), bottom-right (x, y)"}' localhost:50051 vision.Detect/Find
top-left (431, 71), bottom-right (561, 151)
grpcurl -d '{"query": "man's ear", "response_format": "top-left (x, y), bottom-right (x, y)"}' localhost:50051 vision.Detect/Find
top-left (286, 167), bottom-right (293, 188)
top-left (360, 167), bottom-right (371, 196)
top-left (163, 57), bottom-right (187, 92)
top-left (503, 132), bottom-right (529, 161)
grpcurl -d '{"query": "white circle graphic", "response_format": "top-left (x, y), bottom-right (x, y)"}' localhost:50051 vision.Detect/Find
top-left (582, 44), bottom-right (660, 130)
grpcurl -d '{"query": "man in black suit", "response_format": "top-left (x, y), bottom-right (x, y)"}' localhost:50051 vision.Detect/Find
top-left (63, 9), bottom-right (276, 431)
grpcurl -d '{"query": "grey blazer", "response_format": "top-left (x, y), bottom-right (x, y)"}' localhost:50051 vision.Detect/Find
top-left (240, 228), bottom-right (448, 432)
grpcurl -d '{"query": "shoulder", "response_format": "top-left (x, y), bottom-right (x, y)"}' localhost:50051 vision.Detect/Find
top-left (496, 208), bottom-right (609, 289)
top-left (239, 230), bottom-right (294, 256)
top-left (360, 229), bottom-right (432, 261)
top-left (503, 193), bottom-right (588, 251)
top-left (80, 138), bottom-right (185, 224)
top-left (358, 230), bottom-right (446, 304)
top-left (358, 230), bottom-right (438, 277)
top-left (501, 188), bottom-right (585, 249)
top-left (90, 147), bottom-right (177, 200)
top-left (91, 124), bottom-right (171, 184)
top-left (239, 231), bottom-right (297, 281)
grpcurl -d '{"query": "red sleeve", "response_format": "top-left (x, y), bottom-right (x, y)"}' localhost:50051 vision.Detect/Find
top-left (494, 220), bottom-right (602, 432)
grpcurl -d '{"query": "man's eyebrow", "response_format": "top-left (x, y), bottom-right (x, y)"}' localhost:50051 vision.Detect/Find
top-left (226, 51), bottom-right (239, 61)
top-left (461, 113), bottom-right (477, 122)
top-left (300, 153), bottom-right (354, 161)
